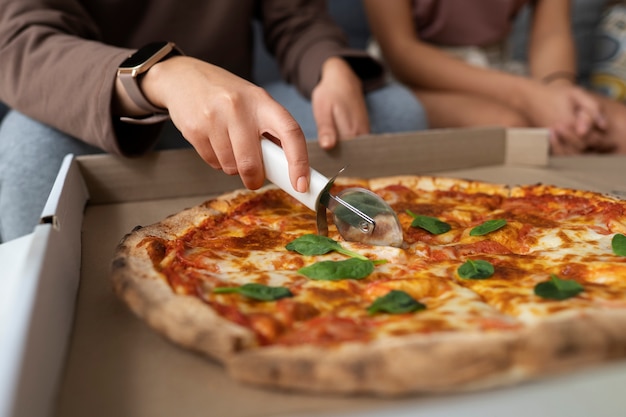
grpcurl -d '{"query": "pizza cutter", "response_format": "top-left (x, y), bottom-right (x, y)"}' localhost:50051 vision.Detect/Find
top-left (261, 138), bottom-right (404, 247)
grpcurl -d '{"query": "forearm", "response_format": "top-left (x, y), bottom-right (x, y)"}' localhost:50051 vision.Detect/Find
top-left (527, 0), bottom-right (577, 83)
top-left (385, 40), bottom-right (538, 112)
top-left (364, 0), bottom-right (538, 112)
top-left (260, 0), bottom-right (383, 98)
top-left (0, 0), bottom-right (138, 154)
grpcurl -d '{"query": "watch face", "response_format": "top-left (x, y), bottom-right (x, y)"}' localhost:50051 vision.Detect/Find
top-left (120, 41), bottom-right (171, 68)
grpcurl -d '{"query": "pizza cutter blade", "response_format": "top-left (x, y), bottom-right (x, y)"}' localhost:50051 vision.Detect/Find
top-left (261, 138), bottom-right (404, 247)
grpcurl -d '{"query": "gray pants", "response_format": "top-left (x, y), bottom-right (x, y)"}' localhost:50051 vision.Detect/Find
top-left (0, 81), bottom-right (426, 242)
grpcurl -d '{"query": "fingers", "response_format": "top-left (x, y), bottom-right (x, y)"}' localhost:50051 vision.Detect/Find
top-left (572, 109), bottom-right (614, 153)
top-left (261, 103), bottom-right (310, 193)
top-left (333, 101), bottom-right (370, 138)
top-left (583, 129), bottom-right (617, 153)
top-left (227, 117), bottom-right (265, 190)
top-left (190, 120), bottom-right (307, 192)
top-left (549, 130), bottom-right (570, 155)
top-left (554, 104), bottom-right (612, 154)
top-left (167, 99), bottom-right (258, 187)
top-left (534, 85), bottom-right (613, 155)
top-left (166, 62), bottom-right (309, 191)
top-left (207, 129), bottom-right (239, 175)
top-left (311, 57), bottom-right (370, 150)
top-left (571, 89), bottom-right (607, 131)
top-left (312, 89), bottom-right (339, 149)
top-left (276, 131), bottom-right (310, 193)
top-left (552, 110), bottom-right (594, 154)
top-left (574, 109), bottom-right (595, 137)
top-left (550, 124), bottom-right (617, 155)
top-left (550, 134), bottom-right (582, 155)
top-left (186, 130), bottom-right (220, 170)
top-left (311, 87), bottom-right (370, 150)
top-left (186, 127), bottom-right (255, 183)
top-left (317, 119), bottom-right (339, 150)
top-left (315, 112), bottom-right (339, 150)
top-left (552, 124), bottom-right (586, 154)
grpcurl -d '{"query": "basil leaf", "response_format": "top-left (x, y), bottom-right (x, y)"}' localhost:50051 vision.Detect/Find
top-left (457, 259), bottom-right (494, 279)
top-left (470, 219), bottom-right (507, 236)
top-left (367, 290), bottom-right (426, 315)
top-left (612, 233), bottom-right (626, 256)
top-left (406, 210), bottom-right (451, 234)
top-left (534, 274), bottom-right (584, 300)
top-left (286, 234), bottom-right (368, 260)
top-left (298, 258), bottom-right (375, 280)
top-left (286, 234), bottom-right (337, 255)
top-left (213, 283), bottom-right (293, 301)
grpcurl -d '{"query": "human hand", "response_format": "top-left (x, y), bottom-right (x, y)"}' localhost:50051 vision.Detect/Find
top-left (140, 56), bottom-right (310, 192)
top-left (523, 81), bottom-right (609, 154)
top-left (550, 107), bottom-right (615, 154)
top-left (311, 57), bottom-right (370, 150)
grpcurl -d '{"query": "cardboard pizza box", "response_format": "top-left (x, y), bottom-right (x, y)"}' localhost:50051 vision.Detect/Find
top-left (3, 127), bottom-right (626, 417)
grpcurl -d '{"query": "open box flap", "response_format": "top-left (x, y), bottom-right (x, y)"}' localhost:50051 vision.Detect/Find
top-left (0, 155), bottom-right (88, 417)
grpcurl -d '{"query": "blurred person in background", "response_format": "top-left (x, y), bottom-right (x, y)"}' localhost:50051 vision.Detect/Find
top-left (364, 0), bottom-right (626, 155)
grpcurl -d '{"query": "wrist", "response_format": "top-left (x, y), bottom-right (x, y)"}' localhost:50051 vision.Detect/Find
top-left (139, 55), bottom-right (186, 110)
top-left (320, 56), bottom-right (362, 89)
top-left (541, 70), bottom-right (577, 85)
top-left (321, 56), bottom-right (353, 77)
top-left (115, 41), bottom-right (183, 124)
top-left (503, 76), bottom-right (540, 112)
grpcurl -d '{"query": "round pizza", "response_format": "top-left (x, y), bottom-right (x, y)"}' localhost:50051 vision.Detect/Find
top-left (111, 175), bottom-right (626, 395)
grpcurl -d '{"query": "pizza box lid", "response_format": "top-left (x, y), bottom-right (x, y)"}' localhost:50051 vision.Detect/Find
top-left (2, 127), bottom-right (626, 417)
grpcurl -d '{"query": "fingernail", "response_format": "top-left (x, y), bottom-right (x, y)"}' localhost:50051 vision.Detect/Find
top-left (297, 176), bottom-right (309, 193)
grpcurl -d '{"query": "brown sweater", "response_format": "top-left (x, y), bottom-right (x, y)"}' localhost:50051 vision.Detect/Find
top-left (0, 0), bottom-right (381, 155)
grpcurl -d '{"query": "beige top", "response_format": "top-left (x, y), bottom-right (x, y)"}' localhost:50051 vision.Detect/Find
top-left (0, 0), bottom-right (382, 155)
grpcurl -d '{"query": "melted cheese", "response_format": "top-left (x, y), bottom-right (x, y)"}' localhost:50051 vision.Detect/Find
top-left (148, 178), bottom-right (626, 347)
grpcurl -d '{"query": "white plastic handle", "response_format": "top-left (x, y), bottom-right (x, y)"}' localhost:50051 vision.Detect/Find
top-left (260, 138), bottom-right (329, 211)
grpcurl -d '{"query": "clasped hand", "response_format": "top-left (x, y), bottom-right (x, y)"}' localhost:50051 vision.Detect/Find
top-left (525, 81), bottom-right (613, 154)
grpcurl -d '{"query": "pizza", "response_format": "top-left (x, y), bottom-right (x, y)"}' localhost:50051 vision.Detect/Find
top-left (110, 175), bottom-right (626, 395)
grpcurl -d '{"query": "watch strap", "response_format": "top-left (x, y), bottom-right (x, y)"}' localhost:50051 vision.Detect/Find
top-left (118, 42), bottom-right (183, 123)
top-left (119, 72), bottom-right (167, 114)
top-left (119, 114), bottom-right (171, 125)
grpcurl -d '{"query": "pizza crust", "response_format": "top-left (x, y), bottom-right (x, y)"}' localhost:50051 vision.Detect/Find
top-left (111, 204), bottom-right (257, 361)
top-left (508, 183), bottom-right (617, 200)
top-left (226, 331), bottom-right (524, 395)
top-left (518, 309), bottom-right (626, 373)
top-left (110, 174), bottom-right (626, 395)
top-left (225, 310), bottom-right (626, 396)
top-left (369, 175), bottom-right (510, 196)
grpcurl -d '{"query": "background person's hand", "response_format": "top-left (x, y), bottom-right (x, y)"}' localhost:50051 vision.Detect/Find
top-left (140, 56), bottom-right (311, 193)
top-left (311, 57), bottom-right (370, 150)
top-left (522, 81), bottom-right (609, 154)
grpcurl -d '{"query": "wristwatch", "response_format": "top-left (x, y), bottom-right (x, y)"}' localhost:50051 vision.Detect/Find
top-left (117, 41), bottom-right (183, 124)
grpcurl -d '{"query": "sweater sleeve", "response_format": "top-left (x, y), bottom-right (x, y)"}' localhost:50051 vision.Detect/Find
top-left (259, 0), bottom-right (385, 98)
top-left (0, 0), bottom-right (162, 156)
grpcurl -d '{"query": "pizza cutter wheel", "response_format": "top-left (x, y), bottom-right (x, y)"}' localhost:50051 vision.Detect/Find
top-left (261, 138), bottom-right (404, 247)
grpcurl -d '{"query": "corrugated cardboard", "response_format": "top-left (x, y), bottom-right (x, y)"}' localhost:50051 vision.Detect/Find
top-left (4, 127), bottom-right (626, 417)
